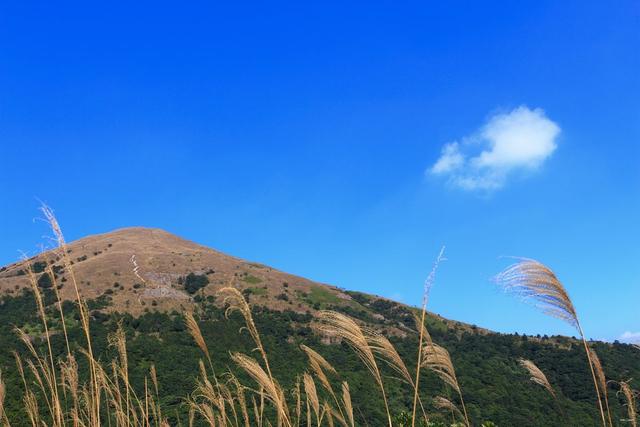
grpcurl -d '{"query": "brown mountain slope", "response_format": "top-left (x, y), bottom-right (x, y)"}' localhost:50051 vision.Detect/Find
top-left (0, 227), bottom-right (359, 315)
top-left (0, 227), bottom-right (486, 337)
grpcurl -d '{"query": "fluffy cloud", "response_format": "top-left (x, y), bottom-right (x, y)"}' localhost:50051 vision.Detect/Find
top-left (619, 331), bottom-right (640, 343)
top-left (429, 106), bottom-right (560, 191)
top-left (431, 142), bottom-right (464, 174)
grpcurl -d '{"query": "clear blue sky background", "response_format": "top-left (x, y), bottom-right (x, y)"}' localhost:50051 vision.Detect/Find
top-left (1, 1), bottom-right (638, 341)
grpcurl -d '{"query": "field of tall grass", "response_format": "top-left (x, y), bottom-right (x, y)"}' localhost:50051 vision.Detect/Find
top-left (0, 206), bottom-right (637, 427)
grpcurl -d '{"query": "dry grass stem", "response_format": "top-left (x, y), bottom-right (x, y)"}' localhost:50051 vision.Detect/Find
top-left (300, 344), bottom-right (349, 424)
top-left (341, 382), bottom-right (354, 427)
top-left (219, 287), bottom-right (275, 385)
top-left (41, 203), bottom-right (102, 424)
top-left (231, 353), bottom-right (291, 427)
top-left (303, 373), bottom-right (320, 426)
top-left (518, 359), bottom-right (556, 398)
top-left (433, 396), bottom-right (463, 421)
top-left (185, 311), bottom-right (220, 388)
top-left (421, 343), bottom-right (469, 426)
top-left (619, 381), bottom-right (637, 427)
top-left (588, 348), bottom-right (612, 426)
top-left (494, 258), bottom-right (607, 426)
top-left (411, 247), bottom-right (445, 427)
top-left (494, 258), bottom-right (578, 326)
top-left (318, 311), bottom-right (392, 427)
top-left (0, 370), bottom-right (7, 426)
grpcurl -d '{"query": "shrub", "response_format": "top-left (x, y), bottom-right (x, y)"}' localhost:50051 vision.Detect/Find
top-left (184, 273), bottom-right (209, 294)
top-left (32, 261), bottom-right (47, 273)
top-left (37, 272), bottom-right (53, 288)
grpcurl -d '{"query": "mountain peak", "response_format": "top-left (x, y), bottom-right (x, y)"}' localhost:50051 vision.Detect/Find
top-left (70, 226), bottom-right (205, 247)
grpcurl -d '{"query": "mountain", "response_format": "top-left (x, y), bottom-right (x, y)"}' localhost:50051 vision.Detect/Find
top-left (1, 227), bottom-right (347, 311)
top-left (0, 228), bottom-right (638, 426)
top-left (0, 227), bottom-right (470, 335)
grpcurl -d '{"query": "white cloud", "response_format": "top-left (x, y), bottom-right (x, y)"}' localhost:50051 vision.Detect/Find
top-left (431, 142), bottom-right (464, 174)
top-left (619, 331), bottom-right (640, 343)
top-left (429, 106), bottom-right (560, 191)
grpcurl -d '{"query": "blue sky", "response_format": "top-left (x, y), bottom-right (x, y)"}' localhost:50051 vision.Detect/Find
top-left (1, 1), bottom-right (638, 342)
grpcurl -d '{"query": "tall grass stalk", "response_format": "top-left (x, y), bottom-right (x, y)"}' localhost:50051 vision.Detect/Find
top-left (43, 259), bottom-right (72, 359)
top-left (42, 204), bottom-right (102, 425)
top-left (0, 370), bottom-right (7, 427)
top-left (518, 359), bottom-right (556, 398)
top-left (218, 287), bottom-right (275, 385)
top-left (219, 286), bottom-right (292, 426)
top-left (494, 258), bottom-right (607, 426)
top-left (23, 259), bottom-right (64, 426)
top-left (303, 373), bottom-right (320, 426)
top-left (619, 380), bottom-right (637, 427)
top-left (433, 395), bottom-right (463, 422)
top-left (185, 311), bottom-right (220, 390)
top-left (318, 311), bottom-right (393, 427)
top-left (421, 342), bottom-right (469, 426)
top-left (300, 344), bottom-right (348, 426)
top-left (588, 348), bottom-right (612, 426)
top-left (341, 382), bottom-right (354, 427)
top-left (366, 330), bottom-right (428, 422)
top-left (411, 247), bottom-right (445, 427)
